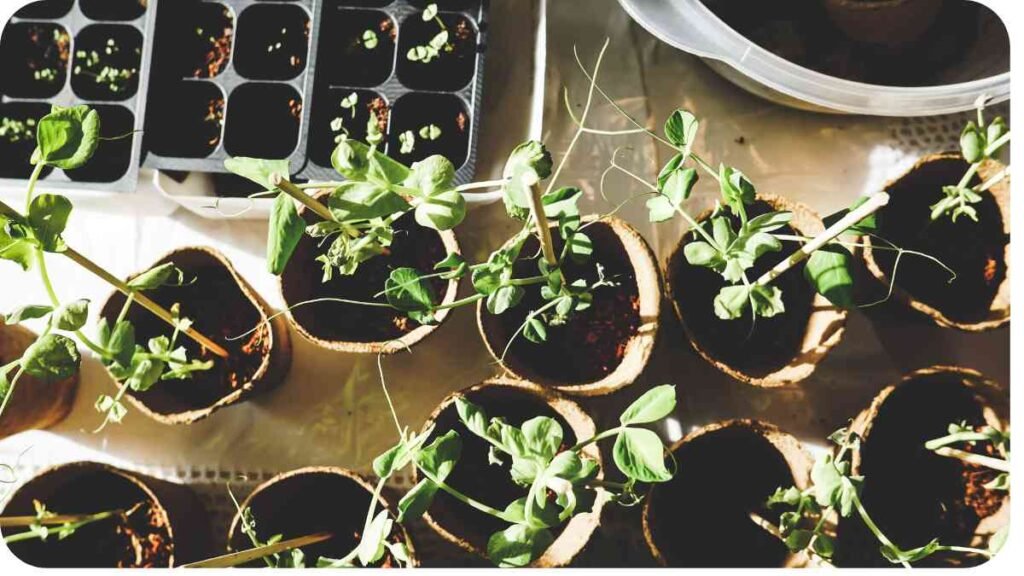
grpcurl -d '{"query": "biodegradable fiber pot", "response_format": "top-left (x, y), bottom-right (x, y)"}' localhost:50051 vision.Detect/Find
top-left (1, 461), bottom-right (211, 567)
top-left (477, 216), bottom-right (661, 396)
top-left (823, 0), bottom-right (944, 47)
top-left (0, 321), bottom-right (78, 439)
top-left (99, 246), bottom-right (291, 425)
top-left (862, 153), bottom-right (1010, 331)
top-left (416, 379), bottom-right (606, 567)
top-left (642, 419), bottom-right (814, 568)
top-left (836, 366), bottom-right (1008, 567)
top-left (280, 192), bottom-right (461, 354)
top-left (666, 194), bottom-right (847, 387)
top-left (227, 466), bottom-right (416, 567)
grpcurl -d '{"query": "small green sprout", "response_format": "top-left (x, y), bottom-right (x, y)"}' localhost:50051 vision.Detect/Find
top-left (361, 29), bottom-right (379, 50)
top-left (418, 123), bottom-right (442, 141)
top-left (399, 130), bottom-right (416, 154)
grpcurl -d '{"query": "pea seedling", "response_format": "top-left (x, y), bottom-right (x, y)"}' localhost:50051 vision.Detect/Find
top-left (360, 29), bottom-right (379, 51)
top-left (926, 421), bottom-right (1010, 487)
top-left (932, 99), bottom-right (1011, 222)
top-left (407, 3), bottom-right (452, 64)
top-left (0, 105), bottom-right (220, 432)
top-left (1, 499), bottom-right (144, 546)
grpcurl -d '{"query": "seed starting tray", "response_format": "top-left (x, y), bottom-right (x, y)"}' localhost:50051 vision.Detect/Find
top-left (0, 0), bottom-right (157, 192)
top-left (0, 0), bottom-right (489, 194)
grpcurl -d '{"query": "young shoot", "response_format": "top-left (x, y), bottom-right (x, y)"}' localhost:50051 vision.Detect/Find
top-left (407, 3), bottom-right (451, 63)
top-left (1, 499), bottom-right (143, 545)
top-left (360, 29), bottom-right (379, 50)
top-left (926, 422), bottom-right (1011, 485)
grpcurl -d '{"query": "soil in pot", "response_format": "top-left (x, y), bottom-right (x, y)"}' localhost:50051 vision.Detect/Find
top-left (668, 200), bottom-right (815, 379)
top-left (99, 250), bottom-right (272, 416)
top-left (150, 0), bottom-right (234, 80)
top-left (645, 423), bottom-right (797, 567)
top-left (870, 155), bottom-right (1006, 325)
top-left (70, 24), bottom-right (143, 101)
top-left (836, 371), bottom-right (1005, 567)
top-left (0, 22), bottom-right (70, 99)
top-left (315, 8), bottom-right (395, 87)
top-left (145, 81), bottom-right (225, 158)
top-left (228, 468), bottom-right (407, 567)
top-left (481, 222), bottom-right (641, 386)
top-left (282, 209), bottom-right (449, 344)
top-left (0, 101), bottom-right (54, 179)
top-left (2, 466), bottom-right (174, 567)
top-left (64, 104), bottom-right (134, 182)
top-left (233, 3), bottom-right (310, 81)
top-left (223, 82), bottom-right (302, 158)
top-left (386, 92), bottom-right (470, 171)
top-left (425, 385), bottom-right (584, 554)
top-left (80, 0), bottom-right (147, 21)
top-left (395, 11), bottom-right (478, 91)
top-left (14, 0), bottom-right (74, 19)
top-left (309, 88), bottom-right (388, 168)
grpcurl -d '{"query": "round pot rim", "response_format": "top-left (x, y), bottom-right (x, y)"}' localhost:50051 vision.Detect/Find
top-left (1, 460), bottom-right (179, 567)
top-left (665, 193), bottom-right (848, 387)
top-left (415, 378), bottom-right (607, 567)
top-left (100, 245), bottom-right (288, 425)
top-left (641, 418), bottom-right (814, 568)
top-left (861, 152), bottom-right (1011, 332)
top-left (0, 321), bottom-right (79, 437)
top-left (226, 465), bottom-right (418, 567)
top-left (476, 215), bottom-right (662, 396)
top-left (278, 192), bottom-right (463, 354)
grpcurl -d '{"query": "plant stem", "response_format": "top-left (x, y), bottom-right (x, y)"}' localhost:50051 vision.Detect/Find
top-left (755, 193), bottom-right (890, 287)
top-left (431, 293), bottom-right (485, 312)
top-left (936, 545), bottom-right (994, 558)
top-left (851, 491), bottom-right (911, 569)
top-left (931, 447), bottom-right (1011, 473)
top-left (181, 533), bottom-right (334, 568)
top-left (34, 249), bottom-right (108, 357)
top-left (272, 174), bottom-right (337, 223)
top-left (976, 165), bottom-right (1010, 192)
top-left (3, 508), bottom-right (125, 545)
top-left (23, 163), bottom-right (44, 213)
top-left (456, 179), bottom-right (509, 192)
top-left (570, 426), bottom-right (625, 452)
top-left (417, 466), bottom-right (517, 523)
top-left (985, 131), bottom-right (1011, 156)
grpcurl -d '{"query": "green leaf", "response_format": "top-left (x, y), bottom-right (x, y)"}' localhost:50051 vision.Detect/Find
top-left (456, 397), bottom-right (489, 439)
top-left (881, 539), bottom-right (941, 565)
top-left (22, 334), bottom-right (80, 381)
top-left (397, 478), bottom-right (439, 523)
top-left (960, 122), bottom-right (985, 164)
top-left (811, 454), bottom-right (844, 509)
top-left (3, 304), bottom-right (53, 325)
top-left (487, 524), bottom-right (554, 568)
top-left (107, 320), bottom-right (136, 367)
top-left (522, 416), bottom-right (563, 461)
top-left (32, 105), bottom-right (100, 170)
top-left (0, 217), bottom-right (36, 271)
top-left (683, 241), bottom-right (721, 268)
top-left (127, 262), bottom-right (184, 291)
top-left (613, 428), bottom-right (672, 483)
top-left (805, 245), bottom-right (855, 308)
top-left (713, 285), bottom-right (750, 320)
top-left (568, 231), bottom-right (593, 264)
top-left (987, 117), bottom-right (1008, 150)
top-left (785, 529), bottom-right (813, 552)
top-left (267, 193), bottom-right (305, 276)
top-left (523, 317), bottom-right (547, 343)
top-left (405, 155), bottom-right (455, 197)
top-left (356, 510), bottom-right (392, 566)
top-left (329, 181), bottom-right (410, 222)
top-left (502, 141), bottom-right (553, 218)
top-left (664, 109), bottom-right (699, 161)
top-left (422, 3), bottom-right (438, 20)
top-left (648, 166), bottom-right (697, 223)
top-left (542, 186), bottom-right (582, 234)
top-left (385, 267), bottom-right (437, 313)
top-left (434, 252), bottom-right (468, 280)
top-left (619, 384), bottom-right (676, 425)
top-left (223, 157), bottom-right (291, 189)
top-left (746, 211), bottom-right (792, 233)
top-left (813, 533), bottom-right (836, 559)
top-left (750, 284), bottom-right (785, 318)
top-left (417, 430), bottom-right (461, 481)
top-left (823, 197), bottom-right (879, 235)
top-left (415, 189), bottom-right (466, 230)
top-left (719, 165), bottom-right (756, 211)
top-left (28, 194), bottom-right (72, 252)
top-left (487, 285), bottom-right (524, 315)
top-left (51, 299), bottom-right (89, 331)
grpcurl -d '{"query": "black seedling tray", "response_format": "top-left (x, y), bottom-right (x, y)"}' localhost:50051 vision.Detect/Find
top-left (0, 0), bottom-right (156, 192)
top-left (141, 0), bottom-right (489, 187)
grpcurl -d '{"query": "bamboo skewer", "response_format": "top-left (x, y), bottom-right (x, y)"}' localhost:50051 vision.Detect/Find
top-left (182, 532), bottom-right (334, 569)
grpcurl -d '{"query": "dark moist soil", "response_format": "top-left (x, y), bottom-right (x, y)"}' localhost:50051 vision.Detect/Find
top-left (428, 386), bottom-right (584, 552)
top-left (80, 0), bottom-right (147, 21)
top-left (668, 200), bottom-right (815, 378)
top-left (309, 89), bottom-right (389, 168)
top-left (233, 3), bottom-right (310, 81)
top-left (396, 12), bottom-right (478, 91)
top-left (701, 0), bottom-right (1008, 87)
top-left (3, 468), bottom-right (172, 568)
top-left (0, 101), bottom-right (54, 179)
top-left (99, 251), bottom-right (270, 415)
top-left (14, 0), bottom-right (73, 19)
top-left (873, 156), bottom-right (1006, 324)
top-left (148, 0), bottom-right (233, 79)
top-left (228, 471), bottom-right (402, 567)
top-left (647, 425), bottom-right (793, 567)
top-left (65, 104), bottom-right (134, 182)
top-left (0, 22), bottom-right (70, 99)
top-left (70, 24), bottom-right (143, 101)
top-left (386, 92), bottom-right (470, 170)
top-left (223, 83), bottom-right (302, 158)
top-left (145, 82), bottom-right (224, 158)
top-left (315, 8), bottom-right (395, 87)
top-left (835, 373), bottom-right (1005, 567)
top-left (282, 210), bottom-right (448, 343)
top-left (485, 222), bottom-right (641, 385)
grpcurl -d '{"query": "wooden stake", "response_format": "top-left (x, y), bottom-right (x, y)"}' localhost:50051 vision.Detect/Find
top-left (0, 514), bottom-right (106, 528)
top-left (526, 183), bottom-right (559, 268)
top-left (181, 532), bottom-right (333, 569)
top-left (271, 174), bottom-right (336, 223)
top-left (933, 447), bottom-right (1011, 473)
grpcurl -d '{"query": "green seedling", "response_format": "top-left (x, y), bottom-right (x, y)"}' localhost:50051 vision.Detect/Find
top-left (1, 499), bottom-right (143, 545)
top-left (407, 3), bottom-right (452, 63)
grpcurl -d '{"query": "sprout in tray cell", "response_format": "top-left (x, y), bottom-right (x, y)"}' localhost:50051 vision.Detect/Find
top-left (14, 0), bottom-right (73, 19)
top-left (224, 83), bottom-right (302, 159)
top-left (310, 89), bottom-right (388, 168)
top-left (191, 5), bottom-right (234, 78)
top-left (0, 102), bottom-right (53, 180)
top-left (387, 92), bottom-right (469, 168)
top-left (234, 3), bottom-right (310, 81)
top-left (0, 22), bottom-right (70, 99)
top-left (71, 25), bottom-right (143, 101)
top-left (65, 105), bottom-right (135, 183)
top-left (317, 9), bottom-right (395, 87)
top-left (396, 4), bottom-right (478, 91)
top-left (145, 82), bottom-right (225, 158)
top-left (80, 0), bottom-right (148, 22)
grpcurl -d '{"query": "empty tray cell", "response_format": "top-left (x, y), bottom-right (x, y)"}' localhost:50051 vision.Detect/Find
top-left (146, 81), bottom-right (225, 158)
top-left (309, 88), bottom-right (388, 167)
top-left (0, 102), bottom-right (53, 179)
top-left (386, 92), bottom-right (469, 168)
top-left (71, 24), bottom-right (144, 101)
top-left (396, 9), bottom-right (478, 91)
top-left (64, 104), bottom-right (135, 183)
top-left (224, 83), bottom-right (302, 159)
top-left (0, 22), bottom-right (70, 99)
top-left (13, 0), bottom-right (73, 19)
top-left (338, 0), bottom-right (394, 7)
top-left (150, 0), bottom-right (234, 79)
top-left (316, 7), bottom-right (395, 87)
top-left (80, 0), bottom-right (148, 21)
top-left (234, 2), bottom-right (310, 81)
